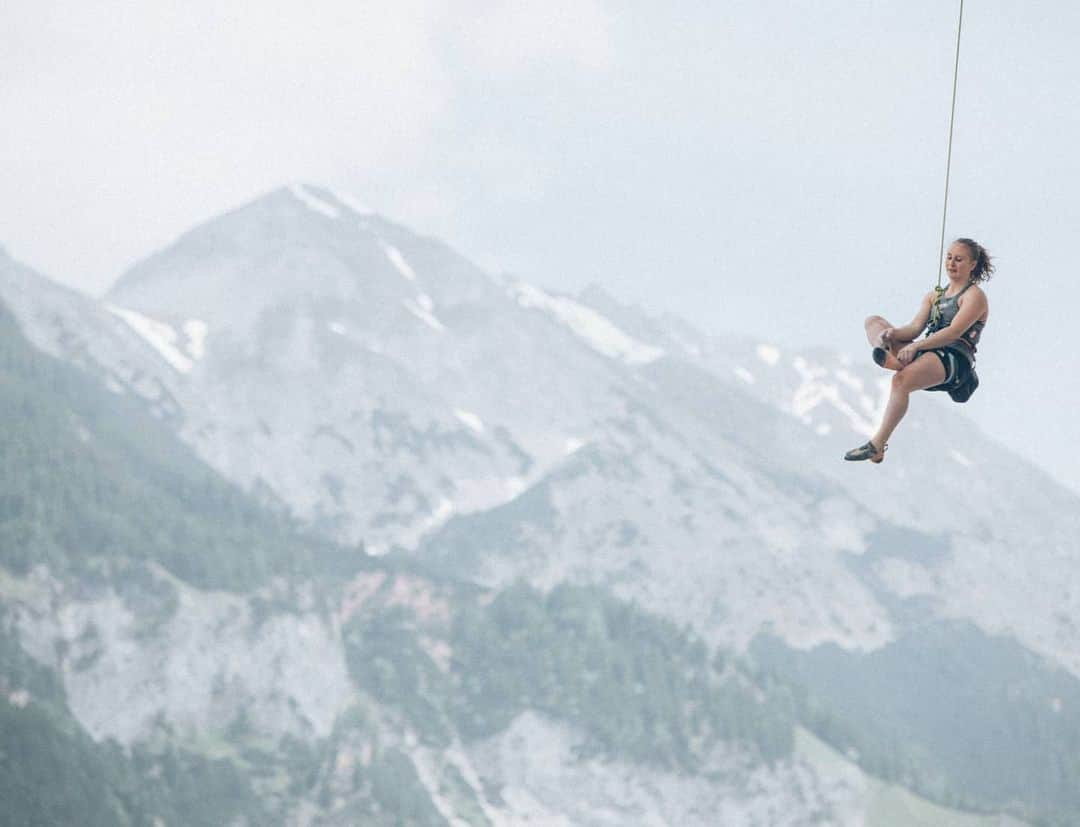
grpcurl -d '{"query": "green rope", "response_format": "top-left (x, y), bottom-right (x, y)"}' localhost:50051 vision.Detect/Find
top-left (931, 0), bottom-right (965, 327)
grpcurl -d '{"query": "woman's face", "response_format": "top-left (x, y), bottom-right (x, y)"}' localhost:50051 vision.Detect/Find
top-left (945, 243), bottom-right (977, 281)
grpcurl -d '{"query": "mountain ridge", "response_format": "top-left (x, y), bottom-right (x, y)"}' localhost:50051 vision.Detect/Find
top-left (2, 185), bottom-right (1076, 671)
top-left (1, 186), bottom-right (1073, 823)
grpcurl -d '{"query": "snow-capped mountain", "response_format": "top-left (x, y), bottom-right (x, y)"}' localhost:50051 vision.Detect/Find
top-left (100, 184), bottom-right (670, 551)
top-left (2, 186), bottom-right (1076, 824)
top-left (570, 285), bottom-right (1080, 671)
top-left (3, 184), bottom-right (1077, 676)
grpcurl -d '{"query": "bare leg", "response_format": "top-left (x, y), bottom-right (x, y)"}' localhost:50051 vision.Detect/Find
top-left (870, 353), bottom-right (946, 449)
top-left (864, 315), bottom-right (911, 372)
top-left (864, 315), bottom-right (892, 348)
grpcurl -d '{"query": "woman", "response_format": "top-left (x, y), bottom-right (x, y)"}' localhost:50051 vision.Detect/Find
top-left (845, 238), bottom-right (993, 463)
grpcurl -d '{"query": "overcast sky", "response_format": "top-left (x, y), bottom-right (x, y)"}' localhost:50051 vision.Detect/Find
top-left (2, 1), bottom-right (1078, 492)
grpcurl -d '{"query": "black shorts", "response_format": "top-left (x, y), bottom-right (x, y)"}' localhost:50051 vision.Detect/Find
top-left (918, 347), bottom-right (977, 401)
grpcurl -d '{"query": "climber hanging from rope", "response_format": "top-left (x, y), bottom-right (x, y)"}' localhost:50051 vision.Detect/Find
top-left (844, 239), bottom-right (992, 463)
top-left (843, 0), bottom-right (993, 464)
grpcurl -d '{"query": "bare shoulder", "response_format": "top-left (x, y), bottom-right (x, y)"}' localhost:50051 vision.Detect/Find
top-left (963, 284), bottom-right (989, 305)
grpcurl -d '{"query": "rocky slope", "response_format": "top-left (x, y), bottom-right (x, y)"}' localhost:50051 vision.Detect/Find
top-left (6, 186), bottom-right (1073, 675)
top-left (2, 185), bottom-right (1076, 824)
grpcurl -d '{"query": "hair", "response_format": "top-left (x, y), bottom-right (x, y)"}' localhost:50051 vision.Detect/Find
top-left (954, 237), bottom-right (995, 284)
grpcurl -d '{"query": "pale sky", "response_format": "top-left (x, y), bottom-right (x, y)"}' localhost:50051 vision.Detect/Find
top-left (2, 1), bottom-right (1078, 492)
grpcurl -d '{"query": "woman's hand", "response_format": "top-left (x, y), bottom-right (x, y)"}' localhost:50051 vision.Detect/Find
top-left (897, 344), bottom-right (919, 366)
top-left (881, 327), bottom-right (895, 347)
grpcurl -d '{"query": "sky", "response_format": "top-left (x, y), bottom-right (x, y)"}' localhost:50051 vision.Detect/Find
top-left (2, 0), bottom-right (1078, 493)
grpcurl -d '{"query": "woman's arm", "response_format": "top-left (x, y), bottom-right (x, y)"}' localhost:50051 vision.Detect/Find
top-left (896, 288), bottom-right (988, 364)
top-left (885, 293), bottom-right (934, 343)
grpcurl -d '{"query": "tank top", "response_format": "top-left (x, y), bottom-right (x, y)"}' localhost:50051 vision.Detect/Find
top-left (924, 281), bottom-right (985, 363)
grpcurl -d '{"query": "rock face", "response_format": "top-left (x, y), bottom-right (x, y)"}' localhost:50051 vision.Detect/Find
top-left (0, 186), bottom-right (1070, 825)
top-left (102, 184), bottom-right (634, 552)
top-left (9, 567), bottom-right (352, 747)
top-left (460, 712), bottom-right (841, 827)
top-left (1, 566), bottom-right (1024, 827)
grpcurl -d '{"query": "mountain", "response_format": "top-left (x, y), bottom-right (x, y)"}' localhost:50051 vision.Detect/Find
top-left (1, 185), bottom-right (1077, 824)
top-left (1, 295), bottom-right (1000, 824)
top-left (103, 184), bottom-right (615, 551)
top-left (0, 290), bottom-right (361, 590)
top-left (85, 185), bottom-right (1078, 667)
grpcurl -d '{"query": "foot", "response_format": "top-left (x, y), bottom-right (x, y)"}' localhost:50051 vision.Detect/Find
top-left (871, 347), bottom-right (903, 371)
top-left (844, 440), bottom-right (886, 463)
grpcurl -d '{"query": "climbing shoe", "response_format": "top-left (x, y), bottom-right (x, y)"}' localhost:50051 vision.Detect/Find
top-left (844, 441), bottom-right (886, 464)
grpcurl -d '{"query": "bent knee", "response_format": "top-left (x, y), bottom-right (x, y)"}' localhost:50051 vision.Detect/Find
top-left (865, 315), bottom-right (888, 328)
top-left (891, 371), bottom-right (915, 392)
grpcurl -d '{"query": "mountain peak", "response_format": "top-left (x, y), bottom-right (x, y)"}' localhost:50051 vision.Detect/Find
top-left (106, 183), bottom-right (383, 295)
top-left (282, 182), bottom-right (375, 219)
top-left (104, 183), bottom-right (389, 305)
top-left (102, 182), bottom-right (500, 348)
top-left (230, 182), bottom-right (378, 225)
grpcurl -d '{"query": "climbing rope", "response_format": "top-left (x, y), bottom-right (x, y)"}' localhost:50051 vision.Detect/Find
top-left (930, 0), bottom-right (965, 327)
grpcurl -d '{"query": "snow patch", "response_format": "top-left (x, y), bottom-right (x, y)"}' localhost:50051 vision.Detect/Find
top-left (511, 282), bottom-right (664, 365)
top-left (435, 746), bottom-right (505, 826)
top-left (289, 184), bottom-right (339, 219)
top-left (833, 368), bottom-right (863, 392)
top-left (756, 343), bottom-right (781, 365)
top-left (183, 319), bottom-right (208, 360)
top-left (381, 241), bottom-right (418, 282)
top-left (409, 747), bottom-right (466, 826)
top-left (329, 188), bottom-right (374, 216)
top-left (792, 356), bottom-right (825, 379)
top-left (950, 449), bottom-right (973, 467)
top-left (791, 356), bottom-right (876, 437)
top-left (403, 299), bottom-right (446, 332)
top-left (564, 438), bottom-right (585, 455)
top-left (106, 305), bottom-right (193, 374)
top-left (734, 366), bottom-right (755, 384)
top-left (454, 409), bottom-right (485, 434)
top-left (418, 498), bottom-right (454, 536)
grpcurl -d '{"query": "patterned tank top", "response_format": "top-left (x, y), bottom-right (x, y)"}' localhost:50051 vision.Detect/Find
top-left (924, 281), bottom-right (985, 363)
